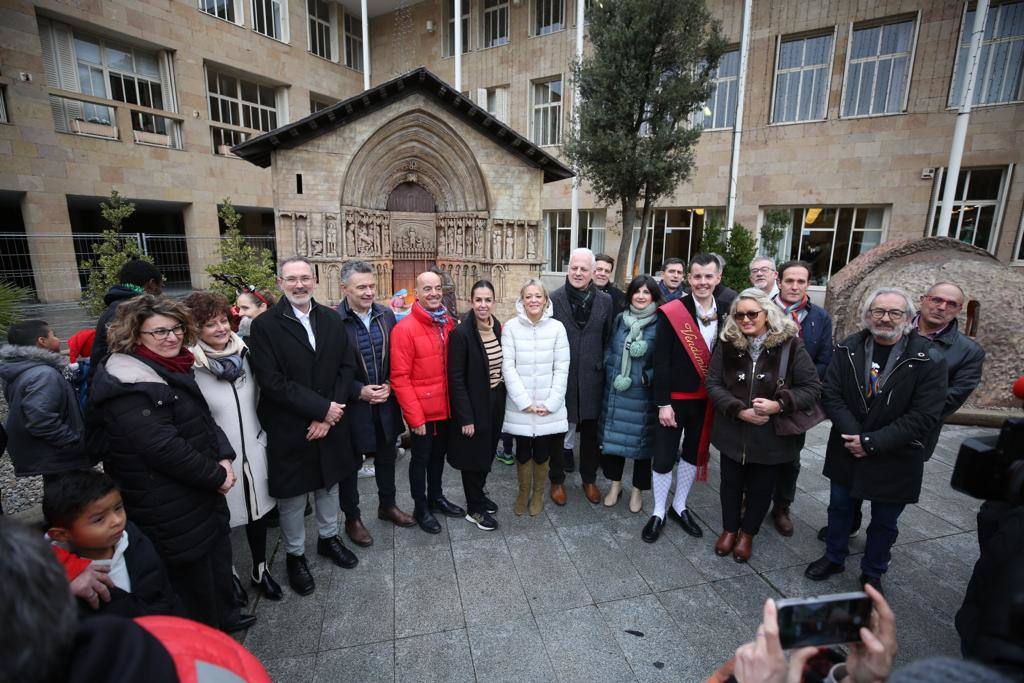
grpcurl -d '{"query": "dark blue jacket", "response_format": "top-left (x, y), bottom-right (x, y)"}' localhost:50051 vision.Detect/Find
top-left (598, 313), bottom-right (658, 459)
top-left (797, 301), bottom-right (834, 380)
top-left (337, 300), bottom-right (405, 454)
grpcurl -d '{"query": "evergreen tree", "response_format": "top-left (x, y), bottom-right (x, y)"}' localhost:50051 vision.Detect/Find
top-left (0, 281), bottom-right (32, 336)
top-left (759, 209), bottom-right (790, 260)
top-left (79, 189), bottom-right (149, 316)
top-left (205, 198), bottom-right (277, 301)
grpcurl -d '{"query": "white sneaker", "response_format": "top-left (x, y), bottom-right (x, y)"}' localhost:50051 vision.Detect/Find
top-left (358, 463), bottom-right (376, 478)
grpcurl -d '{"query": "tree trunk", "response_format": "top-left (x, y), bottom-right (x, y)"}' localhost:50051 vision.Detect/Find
top-left (630, 195), bottom-right (653, 278)
top-left (614, 199), bottom-right (636, 287)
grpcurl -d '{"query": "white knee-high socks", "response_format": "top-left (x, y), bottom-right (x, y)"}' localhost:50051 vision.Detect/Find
top-left (652, 461), bottom-right (698, 521)
top-left (652, 471), bottom-right (673, 520)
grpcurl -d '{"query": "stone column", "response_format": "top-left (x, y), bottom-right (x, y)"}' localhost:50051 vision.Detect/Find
top-left (183, 201), bottom-right (220, 290)
top-left (21, 192), bottom-right (80, 303)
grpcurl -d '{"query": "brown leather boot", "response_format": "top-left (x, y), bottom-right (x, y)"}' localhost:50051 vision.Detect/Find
top-left (550, 482), bottom-right (567, 506)
top-left (714, 531), bottom-right (737, 556)
top-left (733, 531), bottom-right (753, 563)
top-left (530, 461), bottom-right (549, 516)
top-left (378, 505), bottom-right (416, 528)
top-left (514, 461), bottom-right (531, 516)
top-left (583, 483), bottom-right (601, 504)
top-left (345, 518), bottom-right (374, 547)
top-left (771, 503), bottom-right (794, 537)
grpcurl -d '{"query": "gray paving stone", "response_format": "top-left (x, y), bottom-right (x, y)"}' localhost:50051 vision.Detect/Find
top-left (669, 531), bottom-right (756, 582)
top-left (598, 593), bottom-right (704, 682)
top-left (314, 642), bottom-right (394, 683)
top-left (604, 516), bottom-right (707, 592)
top-left (320, 549), bottom-right (394, 650)
top-left (394, 545), bottom-right (464, 638)
top-left (466, 615), bottom-right (557, 682)
top-left (543, 483), bottom-right (605, 528)
top-left (451, 536), bottom-right (532, 626)
top-left (395, 629), bottom-right (475, 683)
top-left (709, 574), bottom-right (783, 632)
top-left (393, 514), bottom-right (453, 549)
top-left (536, 605), bottom-right (636, 683)
top-left (262, 654), bottom-right (317, 683)
top-left (656, 583), bottom-right (750, 661)
top-left (558, 522), bottom-right (650, 603)
top-left (505, 528), bottom-right (593, 615)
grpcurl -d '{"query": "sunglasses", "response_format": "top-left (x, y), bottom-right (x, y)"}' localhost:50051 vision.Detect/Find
top-left (733, 310), bottom-right (764, 321)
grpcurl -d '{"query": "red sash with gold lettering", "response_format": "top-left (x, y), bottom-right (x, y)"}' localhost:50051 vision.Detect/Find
top-left (660, 298), bottom-right (715, 481)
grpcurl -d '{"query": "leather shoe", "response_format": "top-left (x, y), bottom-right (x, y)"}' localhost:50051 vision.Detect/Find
top-left (429, 497), bottom-right (466, 518)
top-left (317, 535), bottom-right (358, 569)
top-left (223, 613), bottom-right (257, 633)
top-left (714, 531), bottom-right (737, 556)
top-left (231, 573), bottom-right (248, 607)
top-left (285, 553), bottom-right (315, 596)
top-left (668, 508), bottom-right (704, 538)
top-left (771, 504), bottom-right (794, 537)
top-left (858, 572), bottom-right (884, 595)
top-left (550, 483), bottom-right (567, 506)
top-left (805, 555), bottom-right (845, 581)
top-left (251, 566), bottom-right (283, 601)
top-left (733, 531), bottom-right (753, 563)
top-left (345, 518), bottom-right (374, 547)
top-left (378, 505), bottom-right (416, 527)
top-left (582, 483), bottom-right (601, 504)
top-left (415, 508), bottom-right (442, 534)
top-left (641, 515), bottom-right (665, 543)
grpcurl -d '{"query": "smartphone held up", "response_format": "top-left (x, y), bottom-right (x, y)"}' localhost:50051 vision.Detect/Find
top-left (776, 591), bottom-right (872, 650)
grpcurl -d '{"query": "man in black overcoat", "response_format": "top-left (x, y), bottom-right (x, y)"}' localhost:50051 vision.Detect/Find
top-left (247, 257), bottom-right (359, 596)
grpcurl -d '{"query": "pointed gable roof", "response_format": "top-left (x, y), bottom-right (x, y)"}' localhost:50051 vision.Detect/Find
top-left (231, 67), bottom-right (575, 184)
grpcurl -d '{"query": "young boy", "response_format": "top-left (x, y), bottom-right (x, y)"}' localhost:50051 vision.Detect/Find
top-left (44, 469), bottom-right (183, 618)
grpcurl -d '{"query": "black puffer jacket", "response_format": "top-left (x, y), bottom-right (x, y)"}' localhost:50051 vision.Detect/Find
top-left (91, 285), bottom-right (143, 364)
top-left (90, 353), bottom-right (232, 565)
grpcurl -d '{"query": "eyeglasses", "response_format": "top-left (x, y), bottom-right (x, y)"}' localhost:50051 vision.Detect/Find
top-left (733, 310), bottom-right (764, 321)
top-left (281, 276), bottom-right (315, 285)
top-left (869, 308), bottom-right (906, 321)
top-left (923, 295), bottom-right (961, 309)
top-left (749, 267), bottom-right (774, 275)
top-left (140, 324), bottom-right (185, 340)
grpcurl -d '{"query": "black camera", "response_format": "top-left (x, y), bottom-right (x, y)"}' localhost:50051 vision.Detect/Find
top-left (951, 418), bottom-right (1024, 504)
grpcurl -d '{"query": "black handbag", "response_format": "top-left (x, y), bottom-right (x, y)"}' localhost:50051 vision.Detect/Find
top-left (772, 338), bottom-right (827, 436)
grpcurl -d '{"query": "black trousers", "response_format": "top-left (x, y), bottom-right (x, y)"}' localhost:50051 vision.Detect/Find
top-left (653, 399), bottom-right (708, 474)
top-left (550, 419), bottom-right (599, 484)
top-left (515, 433), bottom-right (563, 466)
top-left (461, 470), bottom-right (488, 515)
top-left (600, 454), bottom-right (653, 490)
top-left (339, 468), bottom-right (361, 521)
top-left (409, 420), bottom-right (449, 509)
top-left (165, 532), bottom-right (238, 630)
top-left (773, 458), bottom-right (800, 506)
top-left (720, 455), bottom-right (785, 535)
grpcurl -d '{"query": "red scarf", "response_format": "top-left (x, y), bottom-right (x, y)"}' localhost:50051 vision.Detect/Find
top-left (134, 344), bottom-right (195, 374)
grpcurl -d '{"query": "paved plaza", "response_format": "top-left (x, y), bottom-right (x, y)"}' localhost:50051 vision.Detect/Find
top-left (235, 421), bottom-right (995, 682)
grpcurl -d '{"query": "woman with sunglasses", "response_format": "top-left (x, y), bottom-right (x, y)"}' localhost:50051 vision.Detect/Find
top-left (90, 294), bottom-right (255, 632)
top-left (705, 288), bottom-right (821, 563)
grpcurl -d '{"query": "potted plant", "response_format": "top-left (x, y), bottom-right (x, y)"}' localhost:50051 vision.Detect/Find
top-left (72, 116), bottom-right (117, 139)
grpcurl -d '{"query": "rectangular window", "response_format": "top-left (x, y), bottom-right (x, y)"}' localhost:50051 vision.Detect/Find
top-left (579, 210), bottom-right (606, 254)
top-left (485, 85), bottom-right (509, 122)
top-left (483, 0), bottom-right (509, 48)
top-left (1015, 209), bottom-right (1024, 261)
top-left (695, 49), bottom-right (739, 129)
top-left (310, 94), bottom-right (333, 112)
top-left (535, 0), bottom-right (564, 36)
top-left (445, 0), bottom-right (470, 57)
top-left (531, 77), bottom-right (562, 146)
top-left (772, 31), bottom-right (834, 123)
top-left (631, 208), bottom-right (717, 275)
top-left (843, 17), bottom-right (915, 117)
top-left (207, 66), bottom-right (280, 154)
top-left (344, 11), bottom-right (364, 70)
top-left (252, 0), bottom-right (286, 41)
top-left (950, 1), bottom-right (1024, 106)
top-left (199, 0), bottom-right (240, 23)
top-left (785, 206), bottom-right (886, 285)
top-left (929, 167), bottom-right (1009, 253)
top-left (307, 0), bottom-right (333, 60)
top-left (545, 210), bottom-right (572, 271)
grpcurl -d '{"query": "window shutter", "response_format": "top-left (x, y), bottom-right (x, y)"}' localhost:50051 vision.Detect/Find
top-left (495, 87), bottom-right (508, 123)
top-left (475, 88), bottom-right (487, 108)
top-left (158, 51), bottom-right (181, 148)
top-left (38, 18), bottom-right (82, 131)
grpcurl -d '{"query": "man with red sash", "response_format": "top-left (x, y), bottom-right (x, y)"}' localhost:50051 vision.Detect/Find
top-left (643, 253), bottom-right (730, 543)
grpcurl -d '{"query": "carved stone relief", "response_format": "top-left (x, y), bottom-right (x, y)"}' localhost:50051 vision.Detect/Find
top-left (489, 219), bottom-right (542, 262)
top-left (342, 207), bottom-right (391, 258)
top-left (279, 212), bottom-right (310, 256)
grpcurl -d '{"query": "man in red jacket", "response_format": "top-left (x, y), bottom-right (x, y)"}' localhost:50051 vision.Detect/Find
top-left (391, 271), bottom-right (466, 533)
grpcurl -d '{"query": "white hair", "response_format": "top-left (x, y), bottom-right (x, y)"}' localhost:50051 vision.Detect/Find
top-left (569, 247), bottom-right (596, 268)
top-left (749, 256), bottom-right (776, 269)
top-left (859, 287), bottom-right (916, 334)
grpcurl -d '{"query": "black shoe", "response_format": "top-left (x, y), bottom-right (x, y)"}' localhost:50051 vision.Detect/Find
top-left (483, 496), bottom-right (499, 514)
top-left (316, 535), bottom-right (358, 569)
top-left (642, 515), bottom-right (665, 543)
top-left (817, 518), bottom-right (863, 542)
top-left (222, 613), bottom-right (257, 633)
top-left (231, 573), bottom-right (248, 607)
top-left (562, 448), bottom-right (576, 473)
top-left (251, 566), bottom-right (283, 601)
top-left (465, 511), bottom-right (498, 530)
top-left (429, 496), bottom-right (466, 518)
top-left (858, 572), bottom-right (884, 595)
top-left (805, 556), bottom-right (846, 581)
top-left (668, 508), bottom-right (704, 538)
top-left (415, 508), bottom-right (442, 534)
top-left (285, 553), bottom-right (315, 596)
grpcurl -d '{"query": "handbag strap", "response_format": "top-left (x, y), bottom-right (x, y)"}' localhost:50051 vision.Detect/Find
top-left (776, 338), bottom-right (794, 388)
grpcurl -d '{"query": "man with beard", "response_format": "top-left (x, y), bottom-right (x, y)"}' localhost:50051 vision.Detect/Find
top-left (593, 254), bottom-right (625, 312)
top-left (805, 288), bottom-right (946, 594)
top-left (549, 248), bottom-right (613, 504)
top-left (748, 257), bottom-right (779, 299)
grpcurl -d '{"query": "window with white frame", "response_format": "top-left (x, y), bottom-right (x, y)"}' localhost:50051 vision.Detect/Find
top-left (772, 32), bottom-right (833, 123)
top-left (579, 210), bottom-right (606, 253)
top-left (199, 0), bottom-right (242, 23)
top-left (843, 17), bottom-right (915, 117)
top-left (307, 0), bottom-right (335, 60)
top-left (252, 0), bottom-right (286, 41)
top-left (483, 0), bottom-right (509, 48)
top-left (535, 0), bottom-right (564, 36)
top-left (545, 210), bottom-right (572, 271)
top-left (950, 1), bottom-right (1024, 107)
top-left (310, 94), bottom-right (333, 112)
top-left (344, 11), bottom-right (363, 70)
top-left (445, 0), bottom-right (471, 57)
top-left (485, 85), bottom-right (509, 122)
top-left (784, 206), bottom-right (886, 285)
top-left (207, 66), bottom-right (281, 154)
top-left (929, 167), bottom-right (1009, 253)
top-left (631, 208), bottom-right (719, 275)
top-left (694, 49), bottom-right (739, 129)
top-left (531, 77), bottom-right (562, 146)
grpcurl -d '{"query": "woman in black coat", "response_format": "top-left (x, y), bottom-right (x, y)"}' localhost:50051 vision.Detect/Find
top-left (447, 280), bottom-right (506, 531)
top-left (89, 295), bottom-right (253, 632)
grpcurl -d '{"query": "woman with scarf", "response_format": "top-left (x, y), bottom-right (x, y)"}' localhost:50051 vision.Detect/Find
top-left (184, 292), bottom-right (280, 604)
top-left (90, 295), bottom-right (255, 632)
top-left (234, 288), bottom-right (276, 338)
top-left (598, 275), bottom-right (663, 514)
top-left (705, 288), bottom-right (821, 563)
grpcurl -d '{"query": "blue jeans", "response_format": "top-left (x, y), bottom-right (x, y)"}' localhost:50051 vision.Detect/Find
top-left (825, 481), bottom-right (905, 578)
top-left (409, 420), bottom-right (449, 509)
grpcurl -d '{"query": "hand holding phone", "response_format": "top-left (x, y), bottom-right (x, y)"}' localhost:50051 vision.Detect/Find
top-left (776, 591), bottom-right (871, 649)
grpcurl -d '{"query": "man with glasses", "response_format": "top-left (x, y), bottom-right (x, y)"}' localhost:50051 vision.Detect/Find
top-left (748, 257), bottom-right (779, 299)
top-left (248, 257), bottom-right (360, 596)
top-left (805, 287), bottom-right (947, 594)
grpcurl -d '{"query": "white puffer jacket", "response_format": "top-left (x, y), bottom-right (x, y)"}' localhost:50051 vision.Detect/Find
top-left (501, 299), bottom-right (570, 437)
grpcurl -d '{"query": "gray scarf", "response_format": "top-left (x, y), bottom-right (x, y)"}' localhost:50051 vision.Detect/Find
top-left (612, 303), bottom-right (657, 392)
top-left (747, 331), bottom-right (770, 363)
top-left (193, 334), bottom-right (246, 382)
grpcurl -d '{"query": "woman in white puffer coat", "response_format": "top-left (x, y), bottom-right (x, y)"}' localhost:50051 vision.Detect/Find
top-left (502, 278), bottom-right (570, 516)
